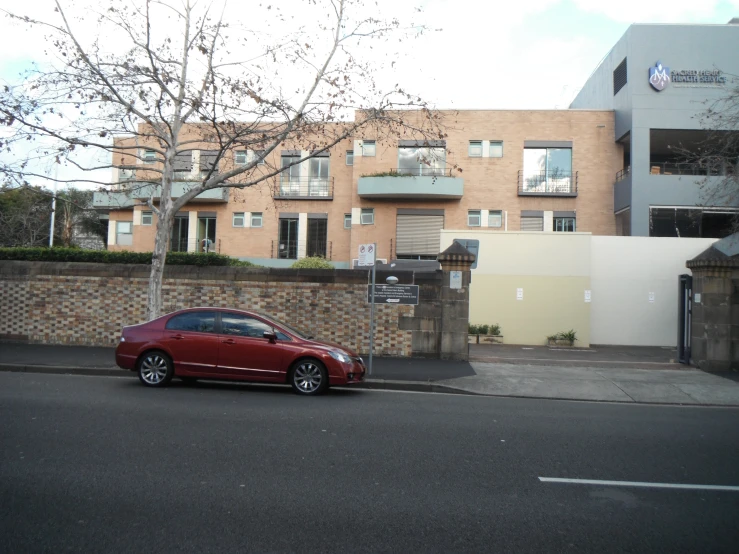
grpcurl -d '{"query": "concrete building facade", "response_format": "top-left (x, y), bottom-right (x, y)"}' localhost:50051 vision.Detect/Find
top-left (570, 21), bottom-right (739, 237)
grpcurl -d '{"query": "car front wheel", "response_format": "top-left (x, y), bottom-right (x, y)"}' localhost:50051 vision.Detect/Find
top-left (137, 351), bottom-right (174, 387)
top-left (290, 359), bottom-right (329, 396)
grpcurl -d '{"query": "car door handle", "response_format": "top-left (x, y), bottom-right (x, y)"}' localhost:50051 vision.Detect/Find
top-left (171, 334), bottom-right (185, 340)
top-left (221, 339), bottom-right (236, 345)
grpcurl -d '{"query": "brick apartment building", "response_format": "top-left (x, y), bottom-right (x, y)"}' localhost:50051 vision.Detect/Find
top-left (95, 109), bottom-right (621, 267)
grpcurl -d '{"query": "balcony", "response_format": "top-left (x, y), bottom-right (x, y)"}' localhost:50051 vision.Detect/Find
top-left (358, 168), bottom-right (463, 200)
top-left (517, 170), bottom-right (578, 197)
top-left (93, 181), bottom-right (229, 209)
top-left (273, 177), bottom-right (334, 200)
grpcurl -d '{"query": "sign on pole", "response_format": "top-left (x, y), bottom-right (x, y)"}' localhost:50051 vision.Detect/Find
top-left (358, 243), bottom-right (376, 267)
top-left (367, 284), bottom-right (420, 305)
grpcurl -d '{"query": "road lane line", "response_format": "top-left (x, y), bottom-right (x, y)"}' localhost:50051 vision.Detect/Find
top-left (538, 477), bottom-right (739, 492)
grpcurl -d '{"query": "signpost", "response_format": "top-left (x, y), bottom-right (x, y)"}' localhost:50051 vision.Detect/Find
top-left (357, 243), bottom-right (377, 375)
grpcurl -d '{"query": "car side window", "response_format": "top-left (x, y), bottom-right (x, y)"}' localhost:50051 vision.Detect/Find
top-left (165, 312), bottom-right (216, 333)
top-left (221, 313), bottom-right (277, 339)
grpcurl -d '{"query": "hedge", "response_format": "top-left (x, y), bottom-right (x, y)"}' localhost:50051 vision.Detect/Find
top-left (0, 247), bottom-right (260, 267)
top-left (290, 256), bottom-right (335, 269)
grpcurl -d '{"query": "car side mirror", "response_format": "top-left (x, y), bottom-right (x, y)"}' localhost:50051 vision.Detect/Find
top-left (263, 331), bottom-right (277, 343)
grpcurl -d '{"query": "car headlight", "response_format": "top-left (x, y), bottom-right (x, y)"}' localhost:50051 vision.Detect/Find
top-left (329, 350), bottom-right (351, 363)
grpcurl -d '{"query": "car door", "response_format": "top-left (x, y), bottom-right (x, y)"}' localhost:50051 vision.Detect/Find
top-left (160, 311), bottom-right (220, 376)
top-left (217, 312), bottom-right (285, 381)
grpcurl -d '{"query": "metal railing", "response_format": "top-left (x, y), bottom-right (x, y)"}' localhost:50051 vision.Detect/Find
top-left (648, 161), bottom-right (735, 176)
top-left (390, 167), bottom-right (453, 177)
top-left (273, 177), bottom-right (334, 199)
top-left (271, 240), bottom-right (332, 260)
top-left (615, 167), bottom-right (631, 182)
top-left (169, 238), bottom-right (221, 254)
top-left (517, 170), bottom-right (578, 196)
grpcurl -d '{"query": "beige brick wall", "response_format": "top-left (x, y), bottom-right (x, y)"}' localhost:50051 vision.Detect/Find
top-left (105, 110), bottom-right (620, 263)
top-left (0, 263), bottom-right (413, 356)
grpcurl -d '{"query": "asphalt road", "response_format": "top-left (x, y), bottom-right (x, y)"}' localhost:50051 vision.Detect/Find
top-left (1, 373), bottom-right (739, 553)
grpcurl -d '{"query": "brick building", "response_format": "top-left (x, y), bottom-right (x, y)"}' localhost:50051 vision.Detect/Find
top-left (94, 109), bottom-right (621, 267)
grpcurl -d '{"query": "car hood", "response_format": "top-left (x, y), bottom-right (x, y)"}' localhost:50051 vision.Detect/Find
top-left (303, 337), bottom-right (360, 358)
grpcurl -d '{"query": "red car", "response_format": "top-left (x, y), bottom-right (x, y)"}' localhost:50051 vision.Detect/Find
top-left (115, 308), bottom-right (366, 395)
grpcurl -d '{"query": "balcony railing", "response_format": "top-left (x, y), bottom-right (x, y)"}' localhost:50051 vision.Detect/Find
top-left (271, 240), bottom-right (332, 260)
top-left (615, 167), bottom-right (631, 182)
top-left (168, 238), bottom-right (221, 253)
top-left (389, 167), bottom-right (452, 177)
top-left (273, 177), bottom-right (334, 199)
top-left (648, 161), bottom-right (735, 176)
top-left (517, 170), bottom-right (578, 196)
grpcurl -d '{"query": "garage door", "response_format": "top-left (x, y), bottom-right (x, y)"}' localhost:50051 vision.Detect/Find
top-left (396, 214), bottom-right (444, 256)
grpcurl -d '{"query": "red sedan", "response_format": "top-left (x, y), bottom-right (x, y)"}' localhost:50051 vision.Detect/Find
top-left (115, 308), bottom-right (366, 395)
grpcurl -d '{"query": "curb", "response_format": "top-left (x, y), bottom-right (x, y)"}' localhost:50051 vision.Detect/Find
top-left (469, 356), bottom-right (688, 370)
top-left (0, 363), bottom-right (127, 377)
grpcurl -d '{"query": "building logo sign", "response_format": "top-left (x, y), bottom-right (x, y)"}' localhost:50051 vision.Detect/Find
top-left (648, 61), bottom-right (670, 91)
top-left (649, 60), bottom-right (727, 91)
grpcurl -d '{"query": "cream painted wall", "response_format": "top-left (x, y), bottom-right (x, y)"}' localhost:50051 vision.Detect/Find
top-left (440, 230), bottom-right (717, 347)
top-left (589, 236), bottom-right (716, 346)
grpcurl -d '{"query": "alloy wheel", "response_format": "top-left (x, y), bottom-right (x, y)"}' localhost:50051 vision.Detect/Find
top-left (140, 353), bottom-right (169, 385)
top-left (293, 361), bottom-right (324, 394)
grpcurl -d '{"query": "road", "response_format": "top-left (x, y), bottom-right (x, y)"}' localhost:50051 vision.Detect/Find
top-left (1, 372), bottom-right (738, 553)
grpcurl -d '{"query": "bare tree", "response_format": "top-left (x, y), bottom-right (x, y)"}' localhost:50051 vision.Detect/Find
top-left (0, 0), bottom-right (446, 319)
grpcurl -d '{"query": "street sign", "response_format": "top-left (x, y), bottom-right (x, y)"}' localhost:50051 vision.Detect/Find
top-left (367, 284), bottom-right (420, 305)
top-left (358, 243), bottom-right (376, 266)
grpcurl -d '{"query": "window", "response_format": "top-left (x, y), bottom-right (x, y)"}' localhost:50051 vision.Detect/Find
top-left (523, 147), bottom-right (573, 193)
top-left (344, 213), bottom-right (352, 229)
top-left (116, 221), bottom-right (133, 245)
top-left (143, 149), bottom-right (156, 164)
top-left (309, 156), bottom-right (330, 196)
top-left (254, 150), bottom-right (266, 165)
top-left (397, 145), bottom-right (446, 176)
top-left (235, 151), bottom-right (247, 165)
top-left (281, 155), bottom-right (301, 193)
top-left (488, 210), bottom-right (502, 228)
top-left (489, 141), bottom-right (503, 158)
top-left (468, 210), bottom-right (481, 227)
top-left (221, 313), bottom-right (275, 338)
top-left (521, 215), bottom-right (544, 231)
top-left (362, 140), bottom-right (376, 157)
top-left (200, 150), bottom-right (219, 177)
top-left (165, 311), bottom-right (216, 333)
top-left (360, 208), bottom-right (374, 225)
top-left (250, 212), bottom-right (263, 228)
top-left (141, 211), bottom-right (153, 226)
top-left (554, 217), bottom-right (576, 232)
top-left (233, 212), bottom-right (245, 227)
top-left (468, 141), bottom-right (483, 157)
top-left (346, 150), bottom-right (354, 166)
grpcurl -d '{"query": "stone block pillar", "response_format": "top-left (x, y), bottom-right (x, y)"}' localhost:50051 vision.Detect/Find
top-left (437, 242), bottom-right (476, 361)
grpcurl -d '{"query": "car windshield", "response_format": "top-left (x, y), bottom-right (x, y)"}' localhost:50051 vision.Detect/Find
top-left (255, 312), bottom-right (313, 340)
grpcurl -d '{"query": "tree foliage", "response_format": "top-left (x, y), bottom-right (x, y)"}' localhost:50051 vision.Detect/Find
top-left (0, 0), bottom-right (446, 319)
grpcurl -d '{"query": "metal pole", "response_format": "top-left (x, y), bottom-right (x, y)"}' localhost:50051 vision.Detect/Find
top-left (49, 180), bottom-right (57, 247)
top-left (368, 244), bottom-right (376, 376)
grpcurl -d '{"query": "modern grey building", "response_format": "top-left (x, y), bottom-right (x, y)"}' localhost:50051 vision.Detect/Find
top-left (570, 21), bottom-right (739, 237)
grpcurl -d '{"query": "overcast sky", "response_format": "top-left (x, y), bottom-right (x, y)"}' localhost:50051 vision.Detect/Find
top-left (0, 0), bottom-right (737, 189)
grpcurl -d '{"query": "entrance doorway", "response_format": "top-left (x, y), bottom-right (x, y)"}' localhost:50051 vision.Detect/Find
top-left (170, 215), bottom-right (189, 252)
top-left (198, 215), bottom-right (216, 252)
top-left (279, 218), bottom-right (298, 259)
top-left (307, 218), bottom-right (328, 258)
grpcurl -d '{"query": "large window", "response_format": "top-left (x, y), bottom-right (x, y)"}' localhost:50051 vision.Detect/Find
top-left (280, 155), bottom-right (301, 195)
top-left (554, 217), bottom-right (576, 232)
top-left (309, 156), bottom-right (330, 196)
top-left (116, 221), bottom-right (133, 245)
top-left (523, 147), bottom-right (573, 193)
top-left (649, 208), bottom-right (738, 238)
top-left (397, 145), bottom-right (446, 176)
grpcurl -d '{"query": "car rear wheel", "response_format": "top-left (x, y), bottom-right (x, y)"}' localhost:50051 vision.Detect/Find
top-left (137, 351), bottom-right (174, 387)
top-left (290, 359), bottom-right (328, 396)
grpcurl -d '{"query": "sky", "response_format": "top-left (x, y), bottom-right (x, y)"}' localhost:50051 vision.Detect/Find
top-left (0, 0), bottom-right (737, 188)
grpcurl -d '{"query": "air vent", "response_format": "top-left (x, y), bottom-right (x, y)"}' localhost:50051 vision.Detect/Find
top-left (613, 58), bottom-right (627, 96)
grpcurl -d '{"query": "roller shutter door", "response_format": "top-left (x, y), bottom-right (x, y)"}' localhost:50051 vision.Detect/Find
top-left (396, 214), bottom-right (444, 256)
top-left (520, 216), bottom-right (544, 231)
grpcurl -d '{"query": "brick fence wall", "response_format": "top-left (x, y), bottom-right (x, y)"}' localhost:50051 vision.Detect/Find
top-left (0, 262), bottom-right (468, 359)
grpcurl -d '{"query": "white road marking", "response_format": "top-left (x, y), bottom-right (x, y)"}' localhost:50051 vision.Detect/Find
top-left (538, 477), bottom-right (739, 492)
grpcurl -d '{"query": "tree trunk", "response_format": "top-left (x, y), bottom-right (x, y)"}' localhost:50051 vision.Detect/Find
top-left (146, 210), bottom-right (170, 320)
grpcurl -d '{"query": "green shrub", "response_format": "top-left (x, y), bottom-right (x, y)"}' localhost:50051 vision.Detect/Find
top-left (547, 330), bottom-right (577, 343)
top-left (290, 256), bottom-right (334, 269)
top-left (490, 324), bottom-right (501, 336)
top-left (0, 247), bottom-right (260, 267)
top-left (468, 323), bottom-right (478, 335)
top-left (478, 324), bottom-right (490, 335)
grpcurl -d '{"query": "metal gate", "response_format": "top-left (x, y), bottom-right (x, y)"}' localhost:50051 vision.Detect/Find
top-left (678, 274), bottom-right (692, 364)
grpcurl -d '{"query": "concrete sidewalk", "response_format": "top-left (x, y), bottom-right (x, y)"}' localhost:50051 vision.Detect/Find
top-left (1, 342), bottom-right (738, 406)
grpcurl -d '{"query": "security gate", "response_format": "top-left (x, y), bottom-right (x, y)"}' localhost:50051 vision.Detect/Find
top-left (678, 274), bottom-right (692, 364)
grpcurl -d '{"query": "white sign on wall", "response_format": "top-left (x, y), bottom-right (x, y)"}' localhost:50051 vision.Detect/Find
top-left (584, 290), bottom-right (591, 303)
top-left (450, 271), bottom-right (462, 290)
top-left (516, 288), bottom-right (523, 301)
top-left (357, 243), bottom-right (376, 267)
top-left (649, 292), bottom-right (655, 303)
